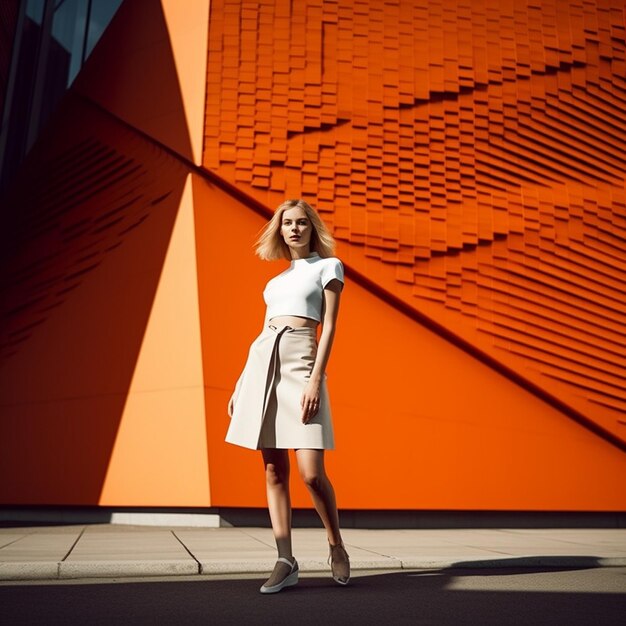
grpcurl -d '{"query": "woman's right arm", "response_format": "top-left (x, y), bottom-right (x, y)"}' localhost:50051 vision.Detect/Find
top-left (228, 366), bottom-right (246, 417)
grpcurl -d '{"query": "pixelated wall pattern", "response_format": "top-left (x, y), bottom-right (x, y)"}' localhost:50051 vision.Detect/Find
top-left (0, 126), bottom-right (183, 362)
top-left (203, 0), bottom-right (626, 443)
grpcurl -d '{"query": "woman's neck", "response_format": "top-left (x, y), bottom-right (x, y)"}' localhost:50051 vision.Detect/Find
top-left (290, 249), bottom-right (317, 260)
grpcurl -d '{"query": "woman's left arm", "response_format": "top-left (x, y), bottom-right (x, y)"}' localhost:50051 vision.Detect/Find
top-left (301, 279), bottom-right (342, 423)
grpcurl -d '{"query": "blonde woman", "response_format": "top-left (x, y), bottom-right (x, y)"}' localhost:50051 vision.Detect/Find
top-left (226, 199), bottom-right (350, 593)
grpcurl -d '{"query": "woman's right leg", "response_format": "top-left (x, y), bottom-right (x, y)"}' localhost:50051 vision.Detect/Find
top-left (259, 448), bottom-right (299, 593)
top-left (262, 448), bottom-right (292, 558)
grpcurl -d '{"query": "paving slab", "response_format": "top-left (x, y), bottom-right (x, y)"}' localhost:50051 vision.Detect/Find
top-left (0, 530), bottom-right (83, 580)
top-left (60, 528), bottom-right (199, 579)
top-left (341, 528), bottom-right (476, 543)
top-left (0, 525), bottom-right (624, 581)
top-left (0, 534), bottom-right (27, 549)
top-left (237, 527), bottom-right (401, 571)
top-left (176, 528), bottom-right (398, 573)
top-left (324, 529), bottom-right (626, 570)
top-left (60, 559), bottom-right (199, 579)
top-left (503, 529), bottom-right (626, 542)
top-left (174, 528), bottom-right (276, 574)
top-left (471, 530), bottom-right (626, 557)
top-left (439, 530), bottom-right (585, 548)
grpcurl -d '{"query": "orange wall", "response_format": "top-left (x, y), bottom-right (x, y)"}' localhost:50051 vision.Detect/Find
top-left (204, 0), bottom-right (626, 445)
top-left (194, 174), bottom-right (626, 511)
top-left (201, 0), bottom-right (626, 508)
top-left (1, 0), bottom-right (625, 510)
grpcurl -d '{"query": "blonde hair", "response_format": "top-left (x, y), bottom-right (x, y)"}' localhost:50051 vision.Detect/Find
top-left (255, 199), bottom-right (336, 261)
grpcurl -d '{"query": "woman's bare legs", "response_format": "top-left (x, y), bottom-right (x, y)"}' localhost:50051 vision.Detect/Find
top-left (295, 449), bottom-right (342, 546)
top-left (262, 448), bottom-right (293, 559)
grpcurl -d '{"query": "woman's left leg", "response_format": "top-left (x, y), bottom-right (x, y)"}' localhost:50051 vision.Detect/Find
top-left (295, 449), bottom-right (342, 546)
top-left (296, 448), bottom-right (350, 584)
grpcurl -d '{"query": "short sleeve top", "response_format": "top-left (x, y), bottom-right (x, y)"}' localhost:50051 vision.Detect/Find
top-left (263, 252), bottom-right (344, 323)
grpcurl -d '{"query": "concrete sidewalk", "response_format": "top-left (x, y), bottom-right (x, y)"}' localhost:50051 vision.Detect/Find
top-left (1, 525), bottom-right (625, 581)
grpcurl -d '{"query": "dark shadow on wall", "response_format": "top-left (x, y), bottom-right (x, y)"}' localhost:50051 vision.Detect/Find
top-left (0, 0), bottom-right (194, 506)
top-left (0, 93), bottom-right (188, 506)
top-left (219, 507), bottom-right (626, 529)
top-left (1, 506), bottom-right (624, 529)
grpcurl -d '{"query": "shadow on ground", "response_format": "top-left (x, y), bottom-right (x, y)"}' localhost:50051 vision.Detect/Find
top-left (2, 564), bottom-right (625, 625)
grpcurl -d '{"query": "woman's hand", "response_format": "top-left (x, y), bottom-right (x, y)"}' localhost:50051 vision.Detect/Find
top-left (301, 379), bottom-right (321, 424)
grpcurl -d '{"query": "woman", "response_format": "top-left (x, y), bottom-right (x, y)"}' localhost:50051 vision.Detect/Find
top-left (226, 198), bottom-right (350, 594)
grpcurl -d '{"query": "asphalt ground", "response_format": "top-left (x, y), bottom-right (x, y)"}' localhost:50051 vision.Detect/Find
top-left (1, 566), bottom-right (625, 625)
top-left (1, 524), bottom-right (625, 624)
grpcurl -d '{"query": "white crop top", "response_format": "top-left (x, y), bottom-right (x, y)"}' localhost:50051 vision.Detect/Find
top-left (263, 252), bottom-right (344, 323)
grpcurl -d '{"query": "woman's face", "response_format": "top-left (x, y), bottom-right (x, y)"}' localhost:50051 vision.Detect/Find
top-left (280, 206), bottom-right (313, 254)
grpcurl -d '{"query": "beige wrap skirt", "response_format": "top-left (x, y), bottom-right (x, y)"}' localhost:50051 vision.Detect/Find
top-left (225, 323), bottom-right (335, 450)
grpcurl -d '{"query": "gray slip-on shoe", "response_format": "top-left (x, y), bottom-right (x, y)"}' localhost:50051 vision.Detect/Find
top-left (260, 557), bottom-right (299, 594)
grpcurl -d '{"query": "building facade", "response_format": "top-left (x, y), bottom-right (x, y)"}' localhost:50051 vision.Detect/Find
top-left (0, 0), bottom-right (625, 514)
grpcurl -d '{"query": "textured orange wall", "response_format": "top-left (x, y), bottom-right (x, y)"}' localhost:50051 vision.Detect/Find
top-left (202, 0), bottom-right (626, 508)
top-left (195, 174), bottom-right (626, 511)
top-left (1, 0), bottom-right (625, 511)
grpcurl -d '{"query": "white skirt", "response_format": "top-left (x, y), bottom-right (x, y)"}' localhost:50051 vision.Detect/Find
top-left (225, 324), bottom-right (335, 450)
